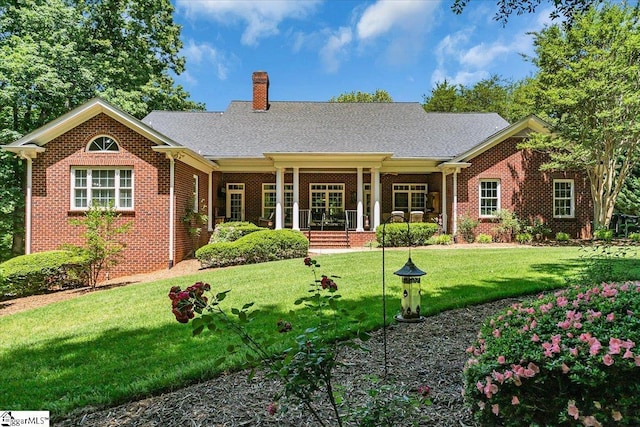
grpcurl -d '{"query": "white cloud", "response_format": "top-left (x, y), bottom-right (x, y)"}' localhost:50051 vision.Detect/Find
top-left (176, 0), bottom-right (321, 46)
top-left (181, 39), bottom-right (236, 82)
top-left (319, 27), bottom-right (353, 73)
top-left (356, 0), bottom-right (440, 41)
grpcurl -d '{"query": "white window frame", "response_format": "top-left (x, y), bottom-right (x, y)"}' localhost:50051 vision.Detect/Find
top-left (262, 183), bottom-right (293, 223)
top-left (479, 179), bottom-right (500, 217)
top-left (70, 167), bottom-right (134, 210)
top-left (310, 183), bottom-right (345, 214)
top-left (226, 183), bottom-right (245, 221)
top-left (553, 179), bottom-right (575, 218)
top-left (392, 183), bottom-right (427, 213)
top-left (86, 135), bottom-right (120, 152)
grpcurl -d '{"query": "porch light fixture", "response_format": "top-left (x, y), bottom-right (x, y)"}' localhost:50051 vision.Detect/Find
top-left (381, 212), bottom-right (427, 376)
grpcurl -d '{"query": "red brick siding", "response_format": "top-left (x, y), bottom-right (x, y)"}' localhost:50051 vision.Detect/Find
top-left (30, 113), bottom-right (174, 278)
top-left (450, 138), bottom-right (592, 239)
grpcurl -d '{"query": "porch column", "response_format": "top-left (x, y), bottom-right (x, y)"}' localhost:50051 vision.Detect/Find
top-left (452, 168), bottom-right (459, 236)
top-left (22, 154), bottom-right (33, 254)
top-left (356, 167), bottom-right (364, 231)
top-left (207, 172), bottom-right (213, 232)
top-left (441, 170), bottom-right (448, 233)
top-left (275, 167), bottom-right (284, 230)
top-left (372, 167), bottom-right (381, 229)
top-left (292, 167), bottom-right (300, 230)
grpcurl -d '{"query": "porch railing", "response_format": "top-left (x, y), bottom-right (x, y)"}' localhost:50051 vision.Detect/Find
top-left (345, 210), bottom-right (357, 231)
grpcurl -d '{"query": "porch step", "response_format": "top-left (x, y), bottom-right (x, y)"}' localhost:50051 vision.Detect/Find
top-left (307, 231), bottom-right (350, 249)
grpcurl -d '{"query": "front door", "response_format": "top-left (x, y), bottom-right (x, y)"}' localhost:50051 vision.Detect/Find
top-left (310, 183), bottom-right (344, 225)
top-left (226, 183), bottom-right (245, 221)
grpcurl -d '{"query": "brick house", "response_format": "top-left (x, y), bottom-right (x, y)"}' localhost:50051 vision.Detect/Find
top-left (2, 71), bottom-right (592, 278)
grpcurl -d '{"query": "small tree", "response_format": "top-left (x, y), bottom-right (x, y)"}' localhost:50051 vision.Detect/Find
top-left (65, 205), bottom-right (132, 287)
top-left (181, 197), bottom-right (208, 258)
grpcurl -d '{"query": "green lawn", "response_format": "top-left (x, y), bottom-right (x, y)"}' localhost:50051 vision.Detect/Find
top-left (0, 246), bottom-right (634, 419)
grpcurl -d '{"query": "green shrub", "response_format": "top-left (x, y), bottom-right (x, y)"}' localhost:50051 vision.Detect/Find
top-left (208, 222), bottom-right (265, 244)
top-left (593, 228), bottom-right (614, 242)
top-left (629, 232), bottom-right (640, 242)
top-left (464, 282), bottom-right (640, 426)
top-left (375, 222), bottom-right (438, 247)
top-left (556, 232), bottom-right (570, 242)
top-left (458, 214), bottom-right (480, 243)
top-left (515, 232), bottom-right (533, 244)
top-left (0, 250), bottom-right (88, 298)
top-left (525, 218), bottom-right (552, 241)
top-left (197, 229), bottom-right (308, 268)
top-left (476, 234), bottom-right (493, 244)
top-left (432, 234), bottom-right (452, 245)
top-left (492, 209), bottom-right (521, 242)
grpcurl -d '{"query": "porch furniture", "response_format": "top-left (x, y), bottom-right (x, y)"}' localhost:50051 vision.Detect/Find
top-left (258, 211), bottom-right (275, 228)
top-left (391, 211), bottom-right (405, 222)
top-left (410, 211), bottom-right (424, 223)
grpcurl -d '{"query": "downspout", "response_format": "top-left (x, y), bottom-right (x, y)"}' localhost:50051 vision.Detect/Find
top-left (168, 154), bottom-right (176, 269)
top-left (441, 171), bottom-right (447, 233)
top-left (452, 168), bottom-right (459, 237)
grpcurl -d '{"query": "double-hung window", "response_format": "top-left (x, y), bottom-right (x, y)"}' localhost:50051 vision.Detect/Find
top-left (71, 168), bottom-right (133, 210)
top-left (553, 179), bottom-right (574, 218)
top-left (479, 179), bottom-right (500, 217)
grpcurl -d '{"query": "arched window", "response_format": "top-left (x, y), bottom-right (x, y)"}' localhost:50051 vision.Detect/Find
top-left (87, 136), bottom-right (119, 152)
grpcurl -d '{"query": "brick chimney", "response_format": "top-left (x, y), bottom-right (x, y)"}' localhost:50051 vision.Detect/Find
top-left (252, 71), bottom-right (269, 111)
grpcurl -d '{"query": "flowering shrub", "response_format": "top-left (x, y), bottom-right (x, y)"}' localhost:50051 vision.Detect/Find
top-left (463, 281), bottom-right (640, 426)
top-left (169, 257), bottom-right (430, 426)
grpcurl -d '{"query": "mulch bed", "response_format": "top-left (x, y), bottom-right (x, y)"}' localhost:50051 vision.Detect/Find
top-left (56, 298), bottom-right (522, 427)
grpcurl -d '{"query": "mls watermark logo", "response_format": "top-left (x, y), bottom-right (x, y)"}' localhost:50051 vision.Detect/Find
top-left (0, 411), bottom-right (50, 427)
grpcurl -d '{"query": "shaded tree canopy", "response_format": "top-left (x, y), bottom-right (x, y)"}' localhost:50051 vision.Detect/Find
top-left (329, 89), bottom-right (393, 103)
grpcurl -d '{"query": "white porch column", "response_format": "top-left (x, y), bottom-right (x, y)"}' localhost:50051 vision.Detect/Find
top-left (168, 155), bottom-right (176, 268)
top-left (23, 155), bottom-right (33, 254)
top-left (441, 170), bottom-right (448, 233)
top-left (207, 172), bottom-right (213, 232)
top-left (292, 167), bottom-right (300, 230)
top-left (356, 167), bottom-right (364, 231)
top-left (452, 168), bottom-right (459, 236)
top-left (372, 167), bottom-right (381, 229)
top-left (275, 167), bottom-right (284, 230)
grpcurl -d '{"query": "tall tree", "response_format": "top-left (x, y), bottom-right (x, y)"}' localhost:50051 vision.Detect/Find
top-left (423, 76), bottom-right (537, 123)
top-left (519, 3), bottom-right (640, 229)
top-left (329, 89), bottom-right (393, 103)
top-left (0, 0), bottom-right (203, 259)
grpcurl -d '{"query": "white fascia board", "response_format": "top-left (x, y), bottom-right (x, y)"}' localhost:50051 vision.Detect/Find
top-left (265, 152), bottom-right (392, 169)
top-left (152, 146), bottom-right (219, 173)
top-left (6, 98), bottom-right (179, 148)
top-left (452, 115), bottom-right (550, 163)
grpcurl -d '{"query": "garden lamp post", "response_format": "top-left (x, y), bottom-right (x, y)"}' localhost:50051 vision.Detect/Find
top-left (394, 257), bottom-right (426, 322)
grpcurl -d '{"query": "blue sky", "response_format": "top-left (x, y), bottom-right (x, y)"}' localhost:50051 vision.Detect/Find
top-left (172, 0), bottom-right (552, 111)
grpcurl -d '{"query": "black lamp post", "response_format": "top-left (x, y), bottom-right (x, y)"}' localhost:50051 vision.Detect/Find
top-left (381, 212), bottom-right (427, 376)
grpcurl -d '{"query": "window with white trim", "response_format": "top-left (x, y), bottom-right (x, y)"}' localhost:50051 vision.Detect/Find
top-left (71, 167), bottom-right (133, 210)
top-left (262, 184), bottom-right (294, 224)
top-left (553, 179), bottom-right (574, 218)
top-left (192, 175), bottom-right (199, 212)
top-left (87, 136), bottom-right (119, 152)
top-left (392, 184), bottom-right (427, 213)
top-left (479, 179), bottom-right (500, 217)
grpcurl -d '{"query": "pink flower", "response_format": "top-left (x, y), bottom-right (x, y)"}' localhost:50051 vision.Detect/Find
top-left (557, 320), bottom-right (571, 330)
top-left (623, 349), bottom-right (634, 359)
top-left (606, 312), bottom-right (615, 322)
top-left (493, 328), bottom-right (501, 338)
top-left (589, 338), bottom-right (602, 356)
top-left (635, 355), bottom-right (640, 367)
top-left (497, 355), bottom-right (506, 364)
top-left (567, 400), bottom-right (579, 419)
top-left (267, 402), bottom-right (278, 416)
top-left (557, 296), bottom-right (569, 307)
top-left (531, 333), bottom-right (540, 342)
top-left (602, 354), bottom-right (614, 366)
top-left (511, 395), bottom-right (520, 405)
top-left (561, 363), bottom-right (570, 373)
top-left (583, 415), bottom-right (602, 427)
top-left (491, 403), bottom-right (500, 415)
top-left (609, 337), bottom-right (623, 354)
top-left (570, 347), bottom-right (579, 357)
top-left (492, 370), bottom-right (505, 383)
top-left (417, 385), bottom-right (431, 397)
top-left (612, 410), bottom-right (622, 421)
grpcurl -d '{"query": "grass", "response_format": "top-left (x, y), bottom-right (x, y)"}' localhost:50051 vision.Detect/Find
top-left (0, 246), bottom-right (637, 419)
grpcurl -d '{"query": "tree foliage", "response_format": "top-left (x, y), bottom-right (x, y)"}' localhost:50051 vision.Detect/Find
top-left (423, 76), bottom-right (537, 123)
top-left (451, 0), bottom-right (598, 25)
top-left (0, 0), bottom-right (203, 260)
top-left (329, 89), bottom-right (393, 103)
top-left (520, 3), bottom-right (640, 229)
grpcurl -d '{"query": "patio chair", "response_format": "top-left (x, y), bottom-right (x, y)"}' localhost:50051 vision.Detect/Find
top-left (391, 210), bottom-right (405, 222)
top-left (258, 211), bottom-right (275, 228)
top-left (410, 211), bottom-right (424, 223)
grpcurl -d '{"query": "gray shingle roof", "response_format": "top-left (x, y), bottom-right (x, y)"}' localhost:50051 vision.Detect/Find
top-left (142, 101), bottom-right (509, 160)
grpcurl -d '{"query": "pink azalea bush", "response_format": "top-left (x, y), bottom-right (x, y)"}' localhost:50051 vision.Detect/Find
top-left (463, 281), bottom-right (640, 426)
